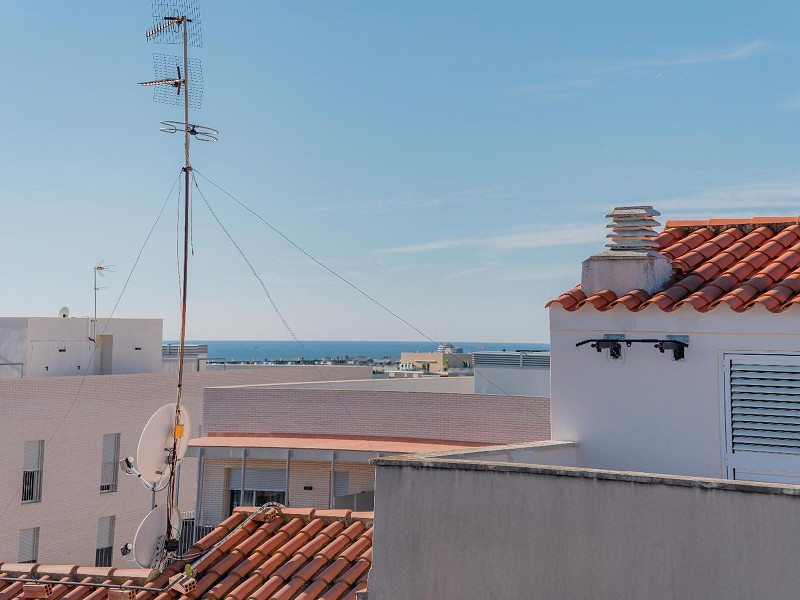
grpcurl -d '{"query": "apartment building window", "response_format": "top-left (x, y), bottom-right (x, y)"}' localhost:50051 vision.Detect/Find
top-left (18, 528), bottom-right (39, 563)
top-left (95, 516), bottom-right (115, 567)
top-left (100, 434), bottom-right (120, 493)
top-left (22, 441), bottom-right (44, 503)
top-left (227, 468), bottom-right (286, 516)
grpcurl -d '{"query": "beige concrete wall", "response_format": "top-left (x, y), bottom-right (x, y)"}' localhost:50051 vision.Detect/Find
top-left (369, 459), bottom-right (800, 600)
top-left (200, 457), bottom-right (375, 526)
top-left (203, 388), bottom-right (550, 444)
top-left (0, 365), bottom-right (369, 566)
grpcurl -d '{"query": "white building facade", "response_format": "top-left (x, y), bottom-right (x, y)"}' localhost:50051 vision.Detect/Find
top-left (0, 317), bottom-right (163, 378)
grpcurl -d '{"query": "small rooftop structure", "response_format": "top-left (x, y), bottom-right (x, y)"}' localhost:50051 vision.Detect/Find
top-left (550, 215), bottom-right (800, 313)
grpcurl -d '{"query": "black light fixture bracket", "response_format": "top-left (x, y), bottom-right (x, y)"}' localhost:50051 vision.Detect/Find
top-left (576, 335), bottom-right (689, 361)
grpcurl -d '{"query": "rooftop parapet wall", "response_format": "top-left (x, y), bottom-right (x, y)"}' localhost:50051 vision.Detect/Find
top-left (202, 387), bottom-right (550, 445)
top-left (368, 456), bottom-right (800, 600)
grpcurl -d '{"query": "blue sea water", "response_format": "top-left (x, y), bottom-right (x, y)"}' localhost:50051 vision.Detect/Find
top-left (166, 340), bottom-right (549, 362)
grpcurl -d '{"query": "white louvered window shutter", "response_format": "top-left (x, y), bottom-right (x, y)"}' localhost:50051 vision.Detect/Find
top-left (729, 361), bottom-right (800, 454)
top-left (334, 471), bottom-right (349, 497)
top-left (18, 528), bottom-right (39, 563)
top-left (22, 441), bottom-right (44, 503)
top-left (227, 468), bottom-right (286, 492)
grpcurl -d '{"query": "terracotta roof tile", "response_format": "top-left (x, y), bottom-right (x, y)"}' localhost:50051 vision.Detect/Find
top-left (576, 290), bottom-right (617, 311)
top-left (0, 509), bottom-right (373, 600)
top-left (549, 217), bottom-right (800, 313)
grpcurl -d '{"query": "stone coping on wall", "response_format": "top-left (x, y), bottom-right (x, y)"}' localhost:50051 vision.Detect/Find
top-left (371, 442), bottom-right (800, 497)
top-left (402, 440), bottom-right (577, 459)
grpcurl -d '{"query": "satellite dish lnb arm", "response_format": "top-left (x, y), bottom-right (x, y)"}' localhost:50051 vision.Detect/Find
top-left (121, 457), bottom-right (156, 491)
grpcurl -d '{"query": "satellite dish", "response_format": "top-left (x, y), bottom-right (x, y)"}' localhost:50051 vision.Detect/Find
top-left (132, 504), bottom-right (182, 568)
top-left (137, 403), bottom-right (192, 488)
top-left (58, 307), bottom-right (70, 318)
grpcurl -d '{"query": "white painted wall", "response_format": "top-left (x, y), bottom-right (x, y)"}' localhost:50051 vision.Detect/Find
top-left (474, 365), bottom-right (550, 397)
top-left (0, 318), bottom-right (28, 378)
top-left (0, 317), bottom-right (163, 378)
top-left (550, 303), bottom-right (800, 478)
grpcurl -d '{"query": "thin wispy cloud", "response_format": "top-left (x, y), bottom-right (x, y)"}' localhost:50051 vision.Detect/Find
top-left (312, 186), bottom-right (518, 214)
top-left (443, 263), bottom-right (500, 280)
top-left (514, 40), bottom-right (767, 99)
top-left (498, 264), bottom-right (579, 282)
top-left (600, 40), bottom-right (767, 73)
top-left (781, 95), bottom-right (800, 111)
top-left (657, 178), bottom-right (800, 213)
top-left (376, 223), bottom-right (605, 255)
top-left (510, 77), bottom-right (601, 96)
top-left (443, 262), bottom-right (578, 282)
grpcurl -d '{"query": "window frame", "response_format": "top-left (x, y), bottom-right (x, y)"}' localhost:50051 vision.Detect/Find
top-left (100, 434), bottom-right (120, 494)
top-left (18, 527), bottom-right (39, 563)
top-left (95, 516), bottom-right (115, 567)
top-left (21, 440), bottom-right (44, 504)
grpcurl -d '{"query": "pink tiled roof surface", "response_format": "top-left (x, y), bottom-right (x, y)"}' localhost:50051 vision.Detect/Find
top-left (547, 217), bottom-right (800, 313)
top-left (0, 508), bottom-right (372, 600)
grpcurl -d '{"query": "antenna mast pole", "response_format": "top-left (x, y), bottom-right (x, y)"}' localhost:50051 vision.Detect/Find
top-left (177, 14), bottom-right (190, 416)
top-left (139, 1), bottom-right (215, 561)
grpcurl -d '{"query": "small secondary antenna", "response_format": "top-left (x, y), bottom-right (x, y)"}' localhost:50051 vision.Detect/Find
top-left (93, 261), bottom-right (115, 322)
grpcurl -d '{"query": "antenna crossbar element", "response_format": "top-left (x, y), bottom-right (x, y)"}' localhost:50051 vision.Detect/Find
top-left (147, 0), bottom-right (202, 47)
top-left (146, 18), bottom-right (182, 40)
top-left (140, 78), bottom-right (183, 87)
top-left (143, 54), bottom-right (203, 109)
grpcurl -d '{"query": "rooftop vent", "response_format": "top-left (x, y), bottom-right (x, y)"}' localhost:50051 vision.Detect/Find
top-left (580, 205), bottom-right (672, 298)
top-left (605, 206), bottom-right (661, 251)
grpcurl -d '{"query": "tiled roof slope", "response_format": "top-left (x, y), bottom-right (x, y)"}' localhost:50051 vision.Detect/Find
top-left (0, 508), bottom-right (372, 600)
top-left (547, 217), bottom-right (800, 313)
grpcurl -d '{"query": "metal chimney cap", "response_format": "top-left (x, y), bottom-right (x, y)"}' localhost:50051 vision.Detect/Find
top-left (603, 206), bottom-right (661, 251)
top-left (604, 206), bottom-right (661, 219)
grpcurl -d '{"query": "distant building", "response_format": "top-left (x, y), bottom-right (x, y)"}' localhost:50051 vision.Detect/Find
top-left (0, 315), bottom-right (162, 378)
top-left (473, 350), bottom-right (550, 397)
top-left (188, 376), bottom-right (548, 532)
top-left (0, 365), bottom-right (372, 566)
top-left (161, 343), bottom-right (209, 373)
top-left (399, 342), bottom-right (472, 373)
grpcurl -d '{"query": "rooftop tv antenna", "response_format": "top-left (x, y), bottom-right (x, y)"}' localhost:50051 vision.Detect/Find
top-left (93, 261), bottom-right (114, 322)
top-left (127, 0), bottom-right (214, 567)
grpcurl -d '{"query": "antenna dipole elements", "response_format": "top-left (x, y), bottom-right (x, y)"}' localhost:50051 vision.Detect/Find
top-left (141, 54), bottom-right (203, 109)
top-left (160, 121), bottom-right (218, 142)
top-left (147, 0), bottom-right (202, 47)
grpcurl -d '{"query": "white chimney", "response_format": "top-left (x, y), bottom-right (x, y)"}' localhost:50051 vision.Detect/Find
top-left (580, 206), bottom-right (673, 297)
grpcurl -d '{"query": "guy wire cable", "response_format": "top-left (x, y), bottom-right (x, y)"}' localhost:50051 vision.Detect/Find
top-left (192, 174), bottom-right (382, 450)
top-left (0, 171), bottom-right (182, 522)
top-left (191, 171), bottom-right (551, 429)
top-left (193, 169), bottom-right (435, 344)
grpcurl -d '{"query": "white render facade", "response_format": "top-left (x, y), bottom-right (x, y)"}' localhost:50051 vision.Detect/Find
top-left (0, 317), bottom-right (163, 378)
top-left (550, 302), bottom-right (800, 481)
top-left (0, 365), bottom-right (371, 567)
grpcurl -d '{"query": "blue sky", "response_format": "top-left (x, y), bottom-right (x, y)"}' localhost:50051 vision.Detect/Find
top-left (1, 2), bottom-right (800, 342)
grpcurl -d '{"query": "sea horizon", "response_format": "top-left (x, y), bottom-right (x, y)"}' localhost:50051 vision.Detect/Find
top-left (163, 339), bottom-right (550, 362)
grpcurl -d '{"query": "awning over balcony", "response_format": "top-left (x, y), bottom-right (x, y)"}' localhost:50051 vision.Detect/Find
top-left (187, 434), bottom-right (485, 462)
